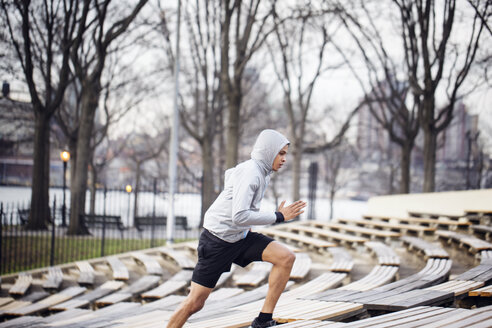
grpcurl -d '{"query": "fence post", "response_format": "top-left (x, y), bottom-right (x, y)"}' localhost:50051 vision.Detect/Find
top-left (101, 187), bottom-right (107, 257)
top-left (151, 179), bottom-right (157, 248)
top-left (0, 203), bottom-right (3, 276)
top-left (50, 197), bottom-right (56, 267)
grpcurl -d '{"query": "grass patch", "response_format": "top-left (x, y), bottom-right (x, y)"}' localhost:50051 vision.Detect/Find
top-left (1, 235), bottom-right (190, 275)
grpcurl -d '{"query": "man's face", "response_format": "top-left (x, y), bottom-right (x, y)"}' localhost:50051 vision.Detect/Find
top-left (272, 144), bottom-right (289, 171)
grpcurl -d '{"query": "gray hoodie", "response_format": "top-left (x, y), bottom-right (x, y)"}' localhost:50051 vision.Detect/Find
top-left (203, 130), bottom-right (290, 242)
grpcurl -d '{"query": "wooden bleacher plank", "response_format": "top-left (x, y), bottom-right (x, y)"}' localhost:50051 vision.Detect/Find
top-left (6, 286), bottom-right (86, 316)
top-left (408, 210), bottom-right (465, 221)
top-left (469, 284), bottom-right (492, 297)
top-left (275, 320), bottom-right (344, 327)
top-left (8, 274), bottom-right (32, 296)
top-left (365, 289), bottom-right (454, 311)
top-left (257, 227), bottom-right (336, 251)
top-left (48, 301), bottom-right (142, 327)
top-left (106, 256), bottom-right (130, 280)
top-left (420, 305), bottom-right (492, 328)
top-left (207, 288), bottom-right (244, 301)
top-left (365, 213), bottom-right (471, 230)
top-left (233, 262), bottom-right (272, 287)
top-left (290, 253), bottom-right (312, 280)
top-left (141, 294), bottom-right (185, 311)
top-left (454, 263), bottom-right (492, 283)
top-left (0, 298), bottom-right (13, 308)
top-left (365, 241), bottom-right (400, 266)
top-left (328, 247), bottom-right (354, 273)
top-left (436, 230), bottom-right (492, 253)
top-left (305, 220), bottom-right (401, 240)
top-left (141, 271), bottom-right (192, 300)
top-left (111, 309), bottom-right (174, 328)
top-left (336, 217), bottom-right (435, 236)
top-left (471, 225), bottom-right (492, 242)
top-left (95, 275), bottom-right (160, 307)
top-left (401, 236), bottom-right (449, 259)
top-left (339, 265), bottom-right (399, 291)
top-left (425, 280), bottom-right (484, 296)
top-left (339, 306), bottom-right (466, 328)
top-left (465, 209), bottom-right (492, 225)
top-left (282, 272), bottom-right (347, 299)
top-left (131, 252), bottom-right (164, 275)
top-left (42, 267), bottom-right (63, 290)
top-left (157, 247), bottom-right (196, 270)
top-left (41, 308), bottom-right (92, 324)
top-left (280, 223), bottom-right (368, 247)
top-left (50, 280), bottom-right (125, 311)
top-left (75, 261), bottom-right (95, 285)
top-left (0, 315), bottom-right (46, 328)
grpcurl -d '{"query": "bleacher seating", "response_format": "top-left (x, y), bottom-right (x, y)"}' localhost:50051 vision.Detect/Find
top-left (1, 191), bottom-right (491, 328)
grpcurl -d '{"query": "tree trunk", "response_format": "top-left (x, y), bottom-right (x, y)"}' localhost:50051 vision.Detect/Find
top-left (291, 138), bottom-right (303, 201)
top-left (89, 166), bottom-right (97, 215)
top-left (225, 90), bottom-right (241, 169)
top-left (68, 92), bottom-right (98, 235)
top-left (400, 142), bottom-right (412, 194)
top-left (133, 162), bottom-right (141, 223)
top-left (26, 112), bottom-right (51, 230)
top-left (422, 128), bottom-right (437, 192)
top-left (200, 139), bottom-right (216, 228)
top-left (329, 188), bottom-right (335, 221)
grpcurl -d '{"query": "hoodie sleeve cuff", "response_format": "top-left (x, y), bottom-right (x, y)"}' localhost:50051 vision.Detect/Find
top-left (275, 212), bottom-right (285, 223)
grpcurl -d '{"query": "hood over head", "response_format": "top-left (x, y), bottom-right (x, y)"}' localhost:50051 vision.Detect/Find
top-left (251, 129), bottom-right (290, 173)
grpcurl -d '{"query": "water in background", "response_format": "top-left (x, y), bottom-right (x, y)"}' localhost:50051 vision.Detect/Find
top-left (0, 186), bottom-right (367, 227)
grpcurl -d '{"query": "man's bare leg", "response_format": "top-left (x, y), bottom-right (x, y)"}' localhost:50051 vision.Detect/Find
top-left (166, 282), bottom-right (212, 328)
top-left (260, 241), bottom-right (295, 313)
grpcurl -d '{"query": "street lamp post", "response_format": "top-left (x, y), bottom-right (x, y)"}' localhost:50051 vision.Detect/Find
top-left (60, 151), bottom-right (70, 227)
top-left (125, 184), bottom-right (132, 227)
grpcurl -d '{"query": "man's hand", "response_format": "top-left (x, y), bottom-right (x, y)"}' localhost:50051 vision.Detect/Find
top-left (278, 200), bottom-right (307, 221)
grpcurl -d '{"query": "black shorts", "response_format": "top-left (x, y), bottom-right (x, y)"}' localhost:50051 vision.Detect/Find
top-left (191, 229), bottom-right (274, 288)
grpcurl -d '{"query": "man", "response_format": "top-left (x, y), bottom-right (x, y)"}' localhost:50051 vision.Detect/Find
top-left (167, 129), bottom-right (307, 328)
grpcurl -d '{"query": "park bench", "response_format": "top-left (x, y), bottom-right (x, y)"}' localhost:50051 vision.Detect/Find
top-left (471, 224), bottom-right (492, 242)
top-left (134, 215), bottom-right (189, 231)
top-left (130, 252), bottom-right (164, 275)
top-left (257, 227), bottom-right (336, 252)
top-left (76, 261), bottom-right (96, 285)
top-left (426, 279), bottom-right (484, 297)
top-left (42, 267), bottom-right (64, 290)
top-left (336, 217), bottom-right (435, 237)
top-left (280, 223), bottom-right (368, 248)
top-left (469, 284), bottom-right (492, 297)
top-left (141, 270), bottom-right (192, 300)
top-left (82, 213), bottom-right (125, 238)
top-left (17, 209), bottom-right (29, 225)
top-left (106, 256), bottom-right (130, 281)
top-left (305, 220), bottom-right (401, 241)
top-left (365, 241), bottom-right (400, 266)
top-left (49, 280), bottom-right (125, 311)
top-left (401, 236), bottom-right (449, 259)
top-left (436, 230), bottom-right (492, 254)
top-left (454, 263), bottom-right (492, 284)
top-left (480, 250), bottom-right (492, 265)
top-left (364, 213), bottom-right (471, 230)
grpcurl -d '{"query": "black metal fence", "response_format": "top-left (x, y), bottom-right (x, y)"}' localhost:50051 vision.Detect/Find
top-left (0, 188), bottom-right (201, 275)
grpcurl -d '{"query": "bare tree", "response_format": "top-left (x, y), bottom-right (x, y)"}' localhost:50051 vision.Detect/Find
top-left (221, 0), bottom-right (275, 168)
top-left (269, 2), bottom-right (359, 200)
top-left (1, 0), bottom-right (87, 229)
top-left (68, 0), bottom-right (148, 235)
top-left (393, 0), bottom-right (490, 192)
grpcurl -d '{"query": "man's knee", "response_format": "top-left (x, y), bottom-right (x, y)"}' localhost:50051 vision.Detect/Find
top-left (277, 249), bottom-right (295, 269)
top-left (183, 296), bottom-right (206, 315)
